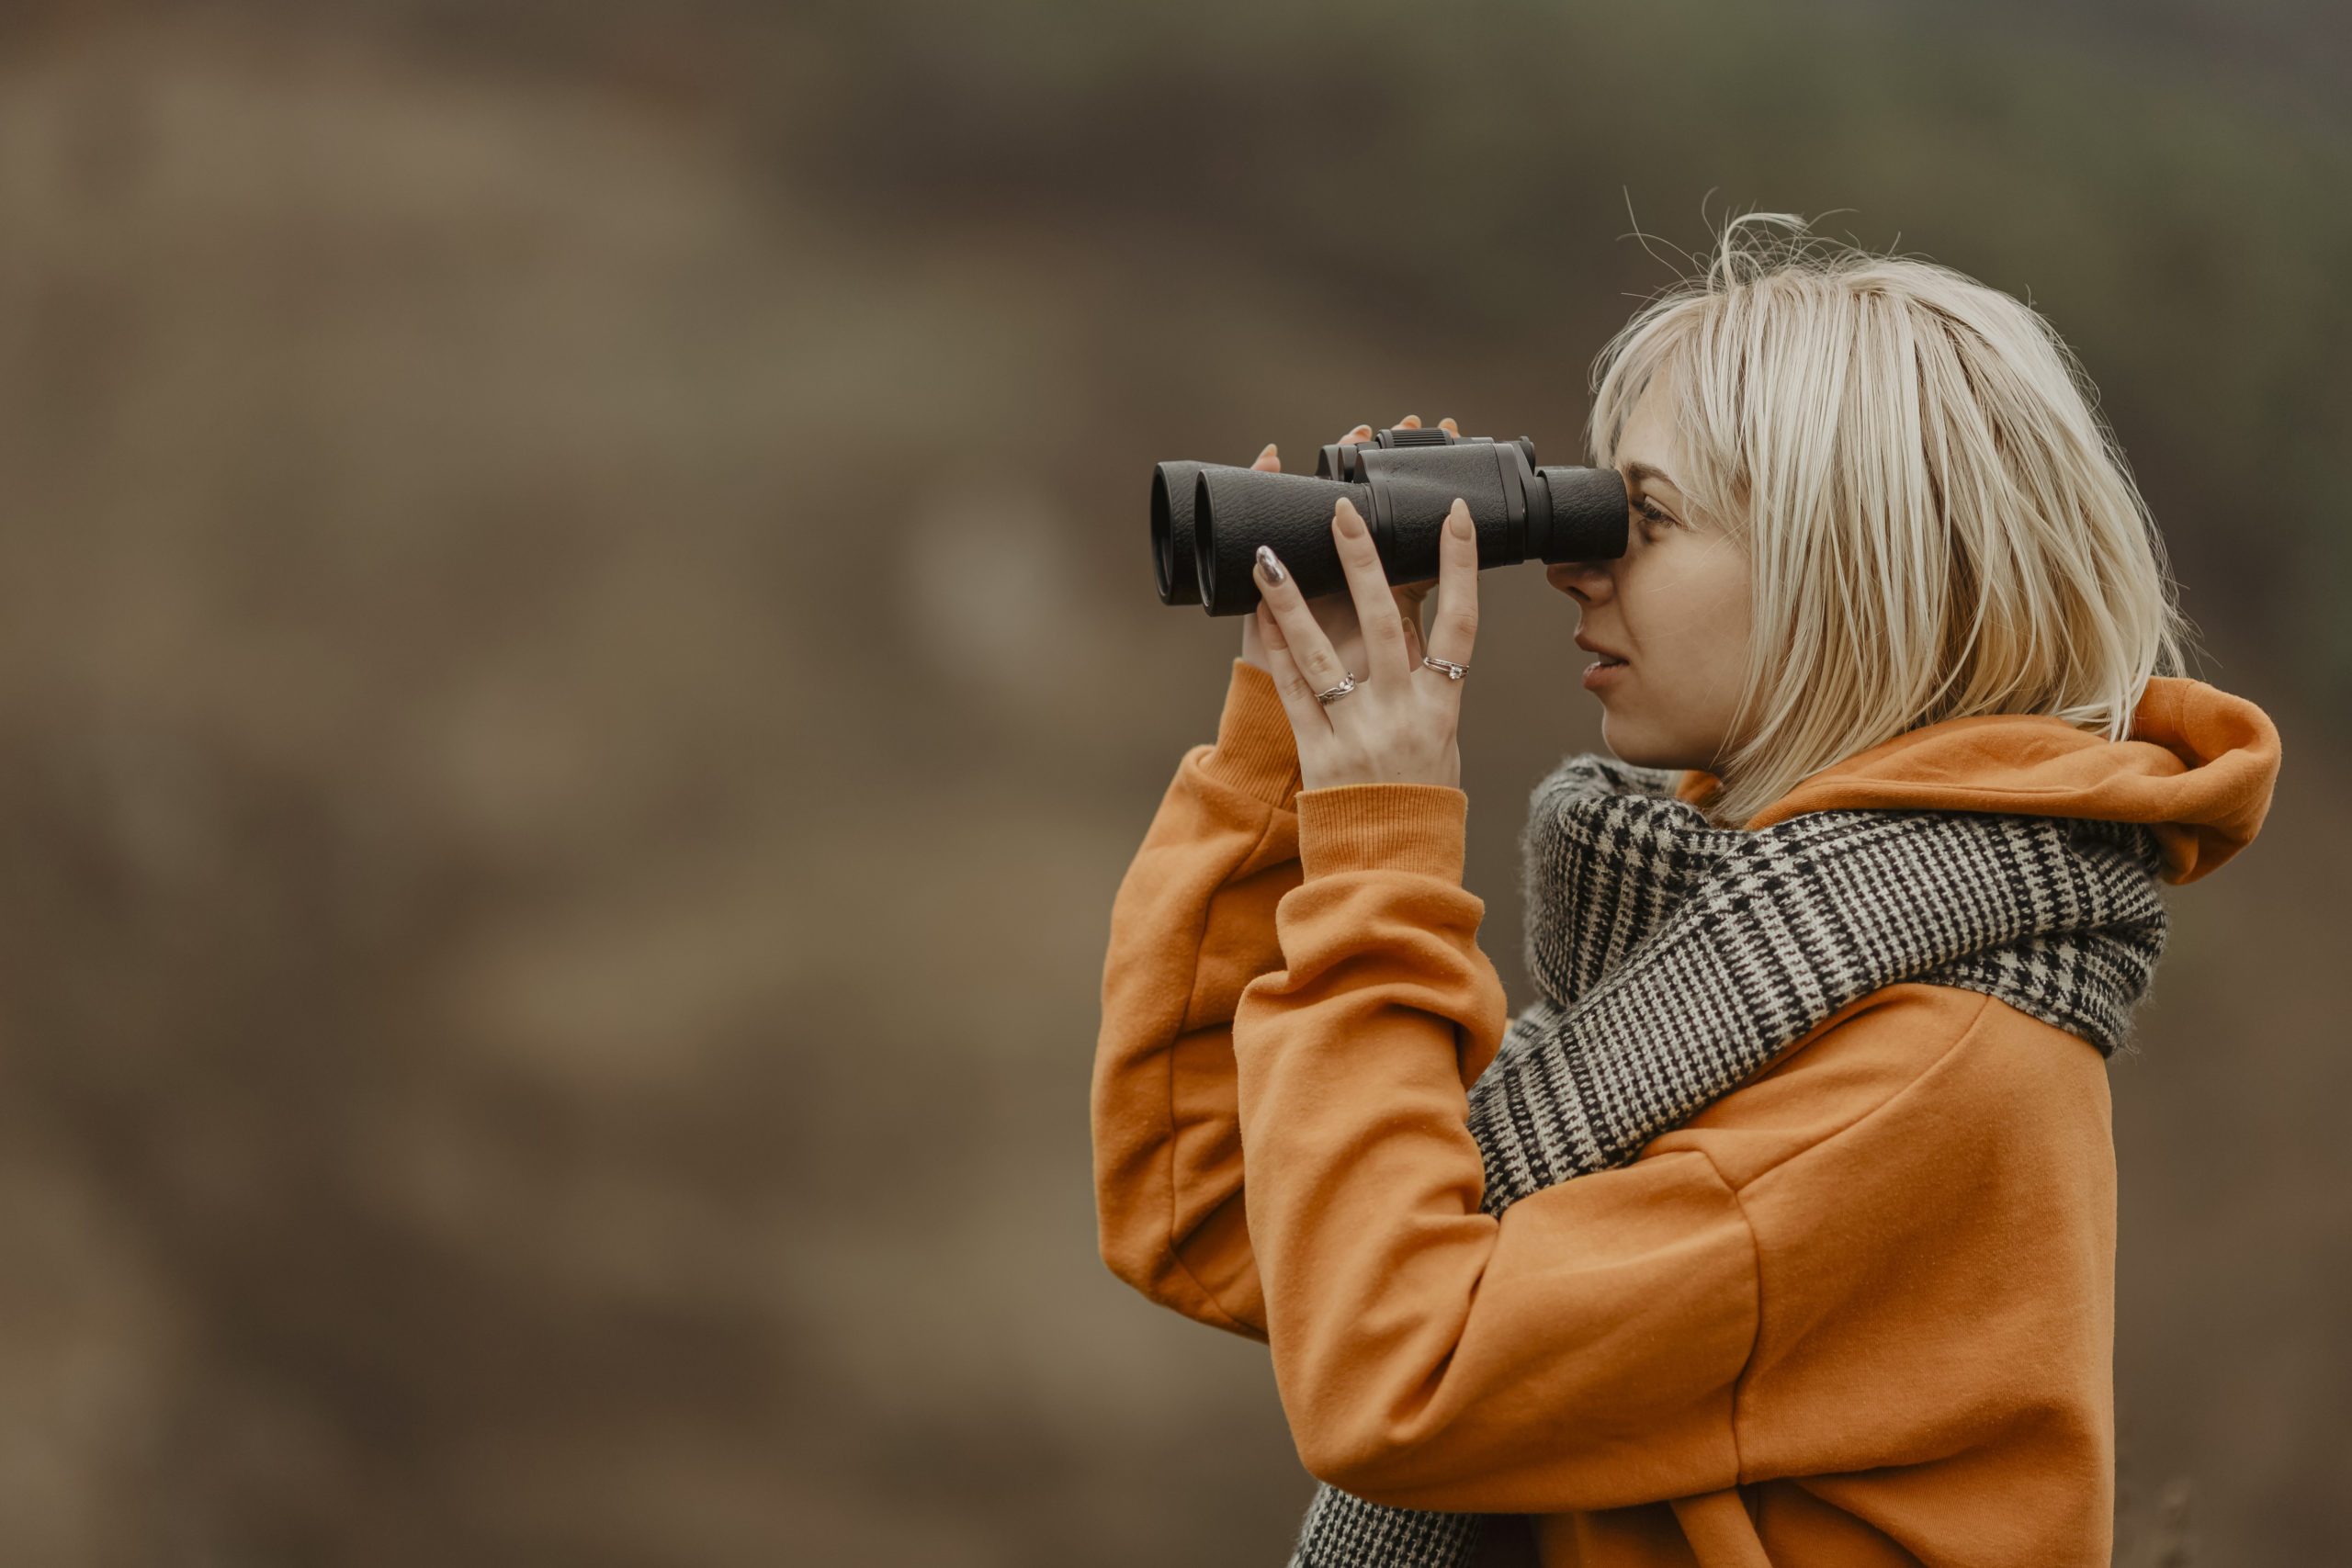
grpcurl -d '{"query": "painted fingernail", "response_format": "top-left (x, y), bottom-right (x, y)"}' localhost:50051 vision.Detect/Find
top-left (1255, 546), bottom-right (1286, 584)
top-left (1449, 503), bottom-right (1474, 540)
top-left (1334, 500), bottom-right (1368, 538)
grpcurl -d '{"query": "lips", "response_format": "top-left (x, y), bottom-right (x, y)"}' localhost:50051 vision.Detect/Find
top-left (1576, 631), bottom-right (1628, 691)
top-left (1574, 632), bottom-right (1628, 668)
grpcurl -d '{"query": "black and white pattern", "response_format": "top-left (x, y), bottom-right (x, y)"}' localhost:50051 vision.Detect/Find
top-left (1289, 756), bottom-right (2167, 1568)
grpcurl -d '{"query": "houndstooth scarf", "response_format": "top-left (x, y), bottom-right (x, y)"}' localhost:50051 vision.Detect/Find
top-left (1289, 755), bottom-right (2168, 1568)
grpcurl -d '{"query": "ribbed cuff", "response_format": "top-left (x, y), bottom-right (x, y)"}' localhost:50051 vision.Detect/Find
top-left (1295, 784), bottom-right (1468, 883)
top-left (1198, 660), bottom-right (1303, 808)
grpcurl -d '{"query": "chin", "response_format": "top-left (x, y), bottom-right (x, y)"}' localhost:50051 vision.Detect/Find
top-left (1600, 714), bottom-right (1702, 774)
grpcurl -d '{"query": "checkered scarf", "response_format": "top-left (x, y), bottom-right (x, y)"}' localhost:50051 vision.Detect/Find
top-left (1289, 755), bottom-right (2168, 1568)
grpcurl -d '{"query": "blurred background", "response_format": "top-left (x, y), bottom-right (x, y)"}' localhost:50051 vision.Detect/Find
top-left (0, 1), bottom-right (2343, 1563)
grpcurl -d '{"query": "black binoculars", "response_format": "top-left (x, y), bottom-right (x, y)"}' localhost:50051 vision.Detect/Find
top-left (1151, 427), bottom-right (1628, 616)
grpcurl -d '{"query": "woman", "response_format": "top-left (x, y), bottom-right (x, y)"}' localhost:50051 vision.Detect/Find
top-left (1091, 219), bottom-right (2279, 1568)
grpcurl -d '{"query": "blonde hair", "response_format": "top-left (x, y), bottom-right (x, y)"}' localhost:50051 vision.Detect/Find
top-left (1589, 213), bottom-right (2186, 826)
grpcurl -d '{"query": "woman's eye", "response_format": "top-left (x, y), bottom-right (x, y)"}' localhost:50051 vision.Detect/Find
top-left (1635, 498), bottom-right (1673, 529)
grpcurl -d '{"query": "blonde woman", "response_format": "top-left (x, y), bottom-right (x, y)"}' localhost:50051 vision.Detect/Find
top-left (1091, 218), bottom-right (2281, 1568)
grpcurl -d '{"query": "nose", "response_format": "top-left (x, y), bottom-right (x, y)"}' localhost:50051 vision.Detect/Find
top-left (1545, 559), bottom-right (1614, 605)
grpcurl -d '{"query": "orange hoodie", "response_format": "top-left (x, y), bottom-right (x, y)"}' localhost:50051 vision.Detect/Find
top-left (1092, 661), bottom-right (2278, 1568)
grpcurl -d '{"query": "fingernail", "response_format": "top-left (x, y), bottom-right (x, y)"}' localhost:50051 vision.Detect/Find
top-left (1255, 545), bottom-right (1286, 584)
top-left (1334, 500), bottom-right (1367, 538)
top-left (1449, 503), bottom-right (1473, 540)
top-left (1258, 443), bottom-right (1277, 458)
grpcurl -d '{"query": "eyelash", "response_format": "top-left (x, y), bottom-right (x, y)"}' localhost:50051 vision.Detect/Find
top-left (1635, 496), bottom-right (1673, 528)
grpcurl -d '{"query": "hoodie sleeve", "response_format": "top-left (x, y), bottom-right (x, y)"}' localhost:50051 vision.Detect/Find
top-left (1229, 784), bottom-right (1755, 1509)
top-left (1091, 660), bottom-right (1303, 1337)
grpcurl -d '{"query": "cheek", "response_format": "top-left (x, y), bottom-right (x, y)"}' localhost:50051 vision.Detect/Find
top-left (1629, 552), bottom-right (1752, 687)
top-left (1690, 558), bottom-right (1754, 674)
top-left (1619, 569), bottom-right (1750, 769)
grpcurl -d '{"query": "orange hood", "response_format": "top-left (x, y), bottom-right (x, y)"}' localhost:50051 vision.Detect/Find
top-left (1686, 679), bottom-right (2280, 884)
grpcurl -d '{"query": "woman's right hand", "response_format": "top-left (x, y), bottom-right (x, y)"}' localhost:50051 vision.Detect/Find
top-left (1238, 414), bottom-right (1459, 680)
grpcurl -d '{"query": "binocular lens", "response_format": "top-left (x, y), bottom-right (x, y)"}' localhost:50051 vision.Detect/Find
top-left (1150, 430), bottom-right (1627, 616)
top-left (1149, 460), bottom-right (1218, 606)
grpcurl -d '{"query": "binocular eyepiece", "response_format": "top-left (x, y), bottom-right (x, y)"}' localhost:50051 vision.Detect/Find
top-left (1151, 427), bottom-right (1627, 615)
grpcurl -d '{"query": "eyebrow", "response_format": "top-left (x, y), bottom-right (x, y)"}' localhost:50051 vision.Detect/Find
top-left (1621, 460), bottom-right (1677, 490)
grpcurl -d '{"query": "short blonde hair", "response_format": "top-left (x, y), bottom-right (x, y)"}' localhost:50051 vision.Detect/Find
top-left (1589, 214), bottom-right (2185, 826)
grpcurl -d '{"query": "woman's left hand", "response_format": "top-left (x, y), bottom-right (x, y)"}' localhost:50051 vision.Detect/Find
top-left (1253, 495), bottom-right (1479, 791)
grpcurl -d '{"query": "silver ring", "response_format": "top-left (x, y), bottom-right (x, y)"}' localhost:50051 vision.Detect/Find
top-left (1421, 654), bottom-right (1469, 680)
top-left (1312, 672), bottom-right (1359, 705)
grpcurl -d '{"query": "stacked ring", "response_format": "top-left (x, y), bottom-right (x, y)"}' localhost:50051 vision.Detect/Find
top-left (1422, 655), bottom-right (1470, 680)
top-left (1313, 673), bottom-right (1359, 705)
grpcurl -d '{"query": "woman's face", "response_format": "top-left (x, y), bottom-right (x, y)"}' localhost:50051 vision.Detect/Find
top-left (1546, 378), bottom-right (1754, 774)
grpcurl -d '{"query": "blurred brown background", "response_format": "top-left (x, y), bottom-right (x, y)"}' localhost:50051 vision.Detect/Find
top-left (0, 2), bottom-right (2344, 1563)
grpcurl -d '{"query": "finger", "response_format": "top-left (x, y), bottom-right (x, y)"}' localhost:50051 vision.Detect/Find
top-left (1254, 546), bottom-right (1357, 705)
top-left (1250, 442), bottom-right (1281, 473)
top-left (1423, 500), bottom-right (1481, 671)
top-left (1392, 581), bottom-right (1433, 663)
top-left (1396, 414), bottom-right (1421, 429)
top-left (1330, 498), bottom-right (1412, 678)
top-left (1439, 417), bottom-right (1460, 435)
top-left (1255, 603), bottom-right (1329, 734)
top-left (1330, 423), bottom-right (1374, 446)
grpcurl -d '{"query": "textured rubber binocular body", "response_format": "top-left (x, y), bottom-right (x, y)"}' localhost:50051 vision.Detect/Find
top-left (1150, 427), bottom-right (1627, 616)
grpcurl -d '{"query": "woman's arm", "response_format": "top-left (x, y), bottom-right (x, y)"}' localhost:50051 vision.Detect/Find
top-left (1215, 474), bottom-right (1769, 1507)
top-left (1235, 785), bottom-right (1757, 1508)
top-left (1091, 660), bottom-right (1302, 1338)
top-left (1094, 415), bottom-right (1454, 1336)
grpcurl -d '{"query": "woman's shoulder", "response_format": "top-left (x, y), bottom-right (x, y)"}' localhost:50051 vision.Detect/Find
top-left (1644, 983), bottom-right (2111, 1194)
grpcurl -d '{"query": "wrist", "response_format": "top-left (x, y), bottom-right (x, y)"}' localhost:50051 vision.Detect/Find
top-left (1297, 751), bottom-right (1463, 792)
